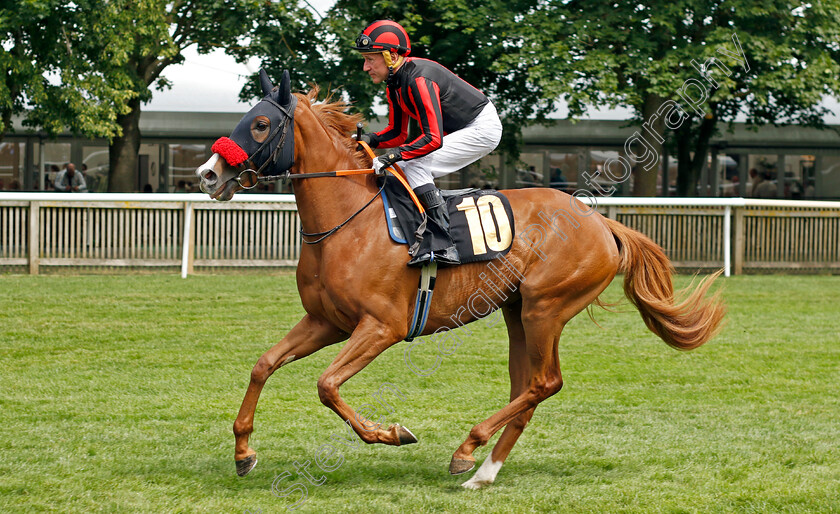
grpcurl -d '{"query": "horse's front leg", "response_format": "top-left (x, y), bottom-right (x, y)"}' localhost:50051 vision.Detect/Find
top-left (316, 315), bottom-right (418, 446)
top-left (234, 314), bottom-right (347, 476)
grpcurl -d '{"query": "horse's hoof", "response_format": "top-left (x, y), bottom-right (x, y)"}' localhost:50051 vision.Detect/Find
top-left (449, 456), bottom-right (475, 475)
top-left (236, 454), bottom-right (258, 477)
top-left (396, 424), bottom-right (418, 445)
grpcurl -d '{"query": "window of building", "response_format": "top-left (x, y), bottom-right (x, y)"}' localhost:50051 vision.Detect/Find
top-left (818, 155), bottom-right (840, 200)
top-left (0, 142), bottom-right (24, 190)
top-left (42, 143), bottom-right (72, 191)
top-left (446, 153), bottom-right (500, 189)
top-left (169, 144), bottom-right (208, 193)
top-left (664, 154), bottom-right (679, 196)
top-left (746, 154), bottom-right (778, 198)
top-left (83, 146), bottom-right (109, 192)
top-left (515, 152), bottom-right (545, 188)
top-left (779, 154), bottom-right (814, 199)
top-left (548, 151), bottom-right (579, 193)
top-left (716, 154), bottom-right (740, 197)
top-left (589, 148), bottom-right (634, 196)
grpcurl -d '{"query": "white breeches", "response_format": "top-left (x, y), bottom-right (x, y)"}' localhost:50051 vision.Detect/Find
top-left (399, 102), bottom-right (503, 189)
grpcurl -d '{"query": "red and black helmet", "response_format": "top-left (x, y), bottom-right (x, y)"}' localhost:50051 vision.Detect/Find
top-left (352, 20), bottom-right (411, 56)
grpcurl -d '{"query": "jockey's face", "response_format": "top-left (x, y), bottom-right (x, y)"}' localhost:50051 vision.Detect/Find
top-left (362, 52), bottom-right (391, 84)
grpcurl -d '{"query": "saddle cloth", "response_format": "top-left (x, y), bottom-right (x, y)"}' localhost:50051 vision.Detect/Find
top-left (380, 176), bottom-right (515, 264)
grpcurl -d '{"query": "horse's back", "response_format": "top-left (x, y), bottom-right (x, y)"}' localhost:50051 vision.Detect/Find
top-left (500, 187), bottom-right (621, 299)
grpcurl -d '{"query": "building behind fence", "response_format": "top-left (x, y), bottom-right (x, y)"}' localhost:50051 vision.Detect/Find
top-left (4, 112), bottom-right (840, 200)
top-left (1, 193), bottom-right (838, 275)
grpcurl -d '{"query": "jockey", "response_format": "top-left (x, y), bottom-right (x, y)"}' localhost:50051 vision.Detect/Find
top-left (352, 20), bottom-right (503, 267)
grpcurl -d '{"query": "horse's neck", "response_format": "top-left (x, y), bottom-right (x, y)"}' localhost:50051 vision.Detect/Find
top-left (292, 110), bottom-right (378, 235)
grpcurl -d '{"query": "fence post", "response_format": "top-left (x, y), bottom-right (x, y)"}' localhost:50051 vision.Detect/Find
top-left (28, 201), bottom-right (40, 275)
top-left (181, 202), bottom-right (194, 278)
top-left (723, 205), bottom-right (731, 277)
top-left (733, 207), bottom-right (745, 275)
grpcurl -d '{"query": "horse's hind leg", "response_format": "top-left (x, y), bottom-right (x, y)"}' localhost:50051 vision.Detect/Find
top-left (233, 314), bottom-right (347, 476)
top-left (462, 301), bottom-right (538, 489)
top-left (450, 299), bottom-right (567, 476)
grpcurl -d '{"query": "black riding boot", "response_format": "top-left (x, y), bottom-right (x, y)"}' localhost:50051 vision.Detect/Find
top-left (408, 185), bottom-right (460, 267)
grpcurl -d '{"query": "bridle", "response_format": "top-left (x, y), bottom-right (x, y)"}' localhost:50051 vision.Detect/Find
top-left (231, 97), bottom-right (298, 190)
top-left (231, 99), bottom-right (377, 189)
top-left (228, 109), bottom-right (421, 245)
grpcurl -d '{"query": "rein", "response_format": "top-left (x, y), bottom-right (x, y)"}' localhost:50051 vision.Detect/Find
top-left (274, 167), bottom-right (375, 181)
top-left (299, 178), bottom-right (386, 244)
top-left (238, 123), bottom-right (425, 244)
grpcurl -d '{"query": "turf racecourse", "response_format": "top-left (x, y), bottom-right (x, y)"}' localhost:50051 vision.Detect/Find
top-left (1, 273), bottom-right (838, 513)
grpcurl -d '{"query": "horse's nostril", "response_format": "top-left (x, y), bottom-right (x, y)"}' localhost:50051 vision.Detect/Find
top-left (202, 170), bottom-right (218, 184)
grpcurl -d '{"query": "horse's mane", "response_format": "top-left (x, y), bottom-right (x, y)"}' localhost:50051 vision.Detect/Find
top-left (299, 87), bottom-right (369, 166)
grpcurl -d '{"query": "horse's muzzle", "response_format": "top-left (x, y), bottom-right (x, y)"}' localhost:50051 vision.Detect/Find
top-left (196, 153), bottom-right (223, 195)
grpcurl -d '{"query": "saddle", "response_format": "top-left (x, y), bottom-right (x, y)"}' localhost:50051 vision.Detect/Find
top-left (379, 176), bottom-right (515, 264)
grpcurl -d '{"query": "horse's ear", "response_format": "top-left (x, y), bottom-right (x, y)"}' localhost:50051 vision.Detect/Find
top-left (277, 70), bottom-right (291, 106)
top-left (259, 69), bottom-right (274, 97)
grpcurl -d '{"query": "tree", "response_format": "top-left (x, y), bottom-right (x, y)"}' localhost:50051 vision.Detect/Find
top-left (671, 1), bottom-right (840, 196)
top-left (227, 1), bottom-right (335, 103)
top-left (495, 0), bottom-right (681, 195)
top-left (53, 0), bottom-right (320, 192)
top-left (241, 0), bottom-right (551, 160)
top-left (65, 0), bottom-right (269, 191)
top-left (501, 0), bottom-right (840, 196)
top-left (0, 1), bottom-right (133, 145)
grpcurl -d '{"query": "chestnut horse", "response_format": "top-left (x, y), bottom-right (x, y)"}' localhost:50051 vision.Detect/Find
top-left (196, 76), bottom-right (725, 489)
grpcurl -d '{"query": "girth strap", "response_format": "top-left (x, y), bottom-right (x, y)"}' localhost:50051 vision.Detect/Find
top-left (405, 262), bottom-right (438, 341)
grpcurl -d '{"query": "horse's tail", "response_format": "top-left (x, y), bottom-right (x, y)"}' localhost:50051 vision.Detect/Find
top-left (604, 218), bottom-right (726, 351)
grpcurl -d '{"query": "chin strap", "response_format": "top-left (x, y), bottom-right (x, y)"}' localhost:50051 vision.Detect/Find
top-left (383, 51), bottom-right (405, 79)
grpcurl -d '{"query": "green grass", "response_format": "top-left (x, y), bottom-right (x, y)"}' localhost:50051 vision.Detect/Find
top-left (1, 273), bottom-right (838, 513)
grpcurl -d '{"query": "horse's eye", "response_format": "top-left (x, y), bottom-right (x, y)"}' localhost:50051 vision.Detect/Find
top-left (251, 116), bottom-right (271, 143)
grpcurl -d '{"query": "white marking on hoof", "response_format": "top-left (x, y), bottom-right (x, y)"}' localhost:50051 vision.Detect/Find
top-left (397, 424), bottom-right (418, 444)
top-left (461, 457), bottom-right (503, 490)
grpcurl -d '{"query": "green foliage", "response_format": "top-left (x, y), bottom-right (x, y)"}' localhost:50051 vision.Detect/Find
top-left (2, 0), bottom-right (314, 189)
top-left (241, 0), bottom-right (551, 159)
top-left (0, 0), bottom-right (136, 141)
top-left (8, 0), bottom-right (840, 191)
top-left (75, 0), bottom-right (312, 191)
top-left (230, 1), bottom-right (337, 101)
top-left (499, 0), bottom-right (840, 195)
top-left (239, 1), bottom-right (840, 176)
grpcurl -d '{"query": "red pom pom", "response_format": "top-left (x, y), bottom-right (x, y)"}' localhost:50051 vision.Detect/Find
top-left (212, 137), bottom-right (249, 166)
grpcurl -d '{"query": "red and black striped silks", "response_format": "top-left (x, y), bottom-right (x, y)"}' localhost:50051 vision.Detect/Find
top-left (369, 58), bottom-right (489, 162)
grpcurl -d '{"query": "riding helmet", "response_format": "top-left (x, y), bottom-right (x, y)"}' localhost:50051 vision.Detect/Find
top-left (352, 20), bottom-right (411, 56)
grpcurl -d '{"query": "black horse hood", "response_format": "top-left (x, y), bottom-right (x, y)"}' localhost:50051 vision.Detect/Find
top-left (212, 69), bottom-right (297, 177)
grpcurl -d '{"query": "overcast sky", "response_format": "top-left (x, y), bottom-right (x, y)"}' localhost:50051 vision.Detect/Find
top-left (146, 46), bottom-right (257, 113)
top-left (146, 0), bottom-right (335, 113)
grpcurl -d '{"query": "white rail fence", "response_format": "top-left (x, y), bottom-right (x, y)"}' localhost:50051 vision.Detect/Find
top-left (1, 193), bottom-right (838, 276)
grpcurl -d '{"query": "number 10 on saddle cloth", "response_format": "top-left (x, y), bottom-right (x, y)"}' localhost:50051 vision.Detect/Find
top-left (380, 177), bottom-right (515, 264)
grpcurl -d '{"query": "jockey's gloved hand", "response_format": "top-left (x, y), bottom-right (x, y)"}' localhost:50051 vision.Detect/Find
top-left (352, 133), bottom-right (373, 145)
top-left (372, 151), bottom-right (400, 176)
